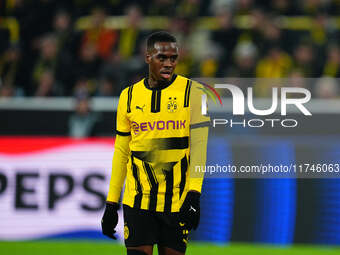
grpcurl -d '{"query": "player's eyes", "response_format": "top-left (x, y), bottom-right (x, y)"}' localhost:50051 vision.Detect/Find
top-left (158, 56), bottom-right (166, 61)
top-left (170, 56), bottom-right (178, 62)
top-left (156, 55), bottom-right (177, 63)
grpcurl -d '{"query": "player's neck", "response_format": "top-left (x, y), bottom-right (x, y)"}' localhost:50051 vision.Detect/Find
top-left (147, 76), bottom-right (160, 88)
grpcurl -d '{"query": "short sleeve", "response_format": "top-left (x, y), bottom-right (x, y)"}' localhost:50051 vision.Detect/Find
top-left (116, 87), bottom-right (131, 134)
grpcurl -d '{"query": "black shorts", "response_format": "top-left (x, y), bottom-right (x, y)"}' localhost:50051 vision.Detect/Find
top-left (123, 205), bottom-right (189, 253)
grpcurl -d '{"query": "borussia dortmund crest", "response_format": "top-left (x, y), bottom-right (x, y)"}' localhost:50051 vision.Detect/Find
top-left (124, 224), bottom-right (129, 239)
top-left (167, 97), bottom-right (178, 113)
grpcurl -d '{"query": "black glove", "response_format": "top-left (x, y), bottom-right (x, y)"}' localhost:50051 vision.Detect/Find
top-left (101, 202), bottom-right (119, 239)
top-left (179, 191), bottom-right (201, 230)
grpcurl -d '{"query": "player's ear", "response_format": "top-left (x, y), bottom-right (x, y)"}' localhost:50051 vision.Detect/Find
top-left (145, 52), bottom-right (151, 64)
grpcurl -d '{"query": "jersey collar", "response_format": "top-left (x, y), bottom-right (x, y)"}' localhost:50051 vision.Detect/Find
top-left (144, 74), bottom-right (177, 90)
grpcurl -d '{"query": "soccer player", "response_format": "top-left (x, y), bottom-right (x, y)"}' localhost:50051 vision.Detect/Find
top-left (101, 31), bottom-right (209, 255)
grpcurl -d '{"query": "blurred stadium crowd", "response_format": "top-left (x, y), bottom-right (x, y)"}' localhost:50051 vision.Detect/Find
top-left (0, 0), bottom-right (340, 98)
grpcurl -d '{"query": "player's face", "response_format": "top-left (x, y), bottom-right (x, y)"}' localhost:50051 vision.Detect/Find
top-left (146, 42), bottom-right (179, 82)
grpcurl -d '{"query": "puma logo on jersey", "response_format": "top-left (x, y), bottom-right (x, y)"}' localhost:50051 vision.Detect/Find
top-left (136, 105), bottom-right (145, 112)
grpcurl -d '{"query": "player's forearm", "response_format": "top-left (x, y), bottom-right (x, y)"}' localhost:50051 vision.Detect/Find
top-left (189, 126), bottom-right (208, 193)
top-left (106, 134), bottom-right (130, 203)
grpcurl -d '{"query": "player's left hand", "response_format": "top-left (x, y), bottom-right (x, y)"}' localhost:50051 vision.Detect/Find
top-left (179, 191), bottom-right (201, 230)
top-left (101, 202), bottom-right (119, 240)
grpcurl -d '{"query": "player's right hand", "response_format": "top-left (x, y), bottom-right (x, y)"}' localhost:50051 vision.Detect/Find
top-left (101, 202), bottom-right (119, 240)
top-left (179, 191), bottom-right (201, 231)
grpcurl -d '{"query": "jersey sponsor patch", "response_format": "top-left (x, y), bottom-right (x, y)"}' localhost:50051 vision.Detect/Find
top-left (131, 120), bottom-right (186, 135)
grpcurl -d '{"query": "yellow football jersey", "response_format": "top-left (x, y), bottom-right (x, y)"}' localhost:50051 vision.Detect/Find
top-left (115, 74), bottom-right (209, 212)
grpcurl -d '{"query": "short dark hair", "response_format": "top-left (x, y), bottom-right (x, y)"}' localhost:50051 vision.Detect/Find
top-left (146, 31), bottom-right (177, 51)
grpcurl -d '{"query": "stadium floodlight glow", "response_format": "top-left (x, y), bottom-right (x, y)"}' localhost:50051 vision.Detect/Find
top-left (202, 84), bottom-right (312, 116)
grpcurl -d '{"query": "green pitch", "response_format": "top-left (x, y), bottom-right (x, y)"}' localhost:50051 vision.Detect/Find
top-left (0, 241), bottom-right (339, 255)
